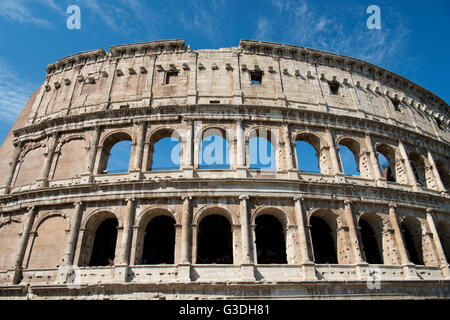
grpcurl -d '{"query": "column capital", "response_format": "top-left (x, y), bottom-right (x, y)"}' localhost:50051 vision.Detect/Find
top-left (134, 120), bottom-right (147, 127)
top-left (73, 201), bottom-right (83, 207)
top-left (293, 196), bottom-right (305, 202)
top-left (27, 205), bottom-right (36, 212)
top-left (182, 194), bottom-right (193, 201)
top-left (388, 202), bottom-right (397, 209)
top-left (239, 195), bottom-right (249, 200)
top-left (125, 197), bottom-right (136, 203)
top-left (426, 208), bottom-right (434, 214)
top-left (182, 117), bottom-right (194, 126)
top-left (343, 200), bottom-right (352, 206)
top-left (235, 117), bottom-right (244, 125)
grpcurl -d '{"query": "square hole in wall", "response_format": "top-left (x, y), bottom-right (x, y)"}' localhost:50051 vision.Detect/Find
top-left (250, 71), bottom-right (263, 85)
top-left (165, 71), bottom-right (178, 84)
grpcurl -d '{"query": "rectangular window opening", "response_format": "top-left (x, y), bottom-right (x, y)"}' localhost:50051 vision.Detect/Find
top-left (165, 71), bottom-right (178, 84)
top-left (250, 71), bottom-right (262, 85)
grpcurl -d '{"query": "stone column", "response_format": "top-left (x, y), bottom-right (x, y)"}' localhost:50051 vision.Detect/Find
top-left (64, 201), bottom-right (84, 265)
top-left (426, 209), bottom-right (449, 277)
top-left (365, 134), bottom-right (383, 185)
top-left (343, 200), bottom-right (364, 264)
top-left (283, 123), bottom-right (298, 179)
top-left (239, 195), bottom-right (252, 264)
top-left (4, 143), bottom-right (22, 193)
top-left (180, 195), bottom-right (192, 264)
top-left (294, 197), bottom-right (312, 264)
top-left (182, 119), bottom-right (194, 178)
top-left (191, 224), bottom-right (199, 264)
top-left (236, 118), bottom-right (246, 177)
top-left (82, 125), bottom-right (102, 183)
top-left (388, 203), bottom-right (410, 265)
top-left (325, 127), bottom-right (344, 182)
top-left (398, 140), bottom-right (420, 190)
top-left (232, 49), bottom-right (244, 104)
top-left (133, 121), bottom-right (147, 171)
top-left (11, 206), bottom-right (37, 284)
top-left (187, 52), bottom-right (198, 105)
top-left (119, 198), bottom-right (135, 265)
top-left (427, 151), bottom-right (447, 195)
top-left (38, 133), bottom-right (59, 187)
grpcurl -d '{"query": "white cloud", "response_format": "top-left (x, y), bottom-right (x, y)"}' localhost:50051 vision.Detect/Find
top-left (0, 0), bottom-right (53, 28)
top-left (254, 17), bottom-right (272, 40)
top-left (0, 59), bottom-right (38, 125)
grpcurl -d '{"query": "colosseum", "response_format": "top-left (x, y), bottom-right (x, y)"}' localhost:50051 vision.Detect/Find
top-left (0, 39), bottom-right (449, 300)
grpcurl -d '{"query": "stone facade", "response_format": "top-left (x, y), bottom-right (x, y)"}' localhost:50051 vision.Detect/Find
top-left (0, 39), bottom-right (449, 299)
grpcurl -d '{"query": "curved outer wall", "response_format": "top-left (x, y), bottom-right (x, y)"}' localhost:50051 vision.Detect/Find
top-left (0, 39), bottom-right (449, 299)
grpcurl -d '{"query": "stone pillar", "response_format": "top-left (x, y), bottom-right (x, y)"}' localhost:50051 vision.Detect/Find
top-left (64, 201), bottom-right (84, 265)
top-left (178, 196), bottom-right (193, 281)
top-left (236, 118), bottom-right (247, 177)
top-left (119, 198), bottom-right (135, 265)
top-left (343, 200), bottom-right (364, 264)
top-left (191, 224), bottom-right (199, 264)
top-left (398, 141), bottom-right (420, 190)
top-left (232, 49), bottom-right (244, 104)
top-left (294, 197), bottom-right (312, 264)
top-left (426, 209), bottom-right (449, 277)
top-left (180, 195), bottom-right (192, 264)
top-left (182, 119), bottom-right (194, 178)
top-left (365, 134), bottom-right (385, 186)
top-left (427, 151), bottom-right (447, 195)
top-left (82, 125), bottom-right (102, 183)
top-left (37, 134), bottom-right (58, 187)
top-left (11, 206), bottom-right (37, 284)
top-left (275, 57), bottom-right (288, 107)
top-left (4, 143), bottom-right (22, 193)
top-left (133, 121), bottom-right (147, 171)
top-left (283, 123), bottom-right (298, 179)
top-left (187, 52), bottom-right (198, 105)
top-left (325, 127), bottom-right (344, 182)
top-left (239, 195), bottom-right (252, 264)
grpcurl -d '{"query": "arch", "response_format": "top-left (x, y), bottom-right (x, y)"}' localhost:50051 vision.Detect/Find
top-left (136, 206), bottom-right (180, 228)
top-left (358, 212), bottom-right (383, 264)
top-left (27, 215), bottom-right (69, 268)
top-left (247, 127), bottom-right (277, 170)
top-left (197, 214), bottom-right (233, 264)
top-left (0, 219), bottom-right (22, 270)
top-left (294, 132), bottom-right (322, 173)
top-left (436, 220), bottom-right (450, 263)
top-left (139, 215), bottom-right (176, 264)
top-left (146, 128), bottom-right (181, 171)
top-left (400, 216), bottom-right (424, 265)
top-left (375, 143), bottom-right (396, 182)
top-left (31, 211), bottom-right (69, 234)
top-left (198, 126), bottom-right (230, 170)
top-left (193, 205), bottom-right (236, 226)
top-left (408, 151), bottom-right (427, 187)
top-left (252, 206), bottom-right (291, 228)
top-left (97, 131), bottom-right (133, 174)
top-left (309, 213), bottom-right (338, 264)
top-left (14, 143), bottom-right (46, 186)
top-left (78, 209), bottom-right (122, 266)
top-left (435, 159), bottom-right (450, 190)
top-left (337, 137), bottom-right (361, 176)
top-left (88, 218), bottom-right (118, 266)
top-left (254, 214), bottom-right (287, 264)
top-left (52, 136), bottom-right (89, 180)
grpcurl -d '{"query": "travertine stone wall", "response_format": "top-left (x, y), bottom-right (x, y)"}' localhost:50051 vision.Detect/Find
top-left (0, 39), bottom-right (449, 299)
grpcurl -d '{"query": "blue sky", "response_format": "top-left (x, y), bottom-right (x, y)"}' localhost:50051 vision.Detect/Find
top-left (0, 0), bottom-right (448, 173)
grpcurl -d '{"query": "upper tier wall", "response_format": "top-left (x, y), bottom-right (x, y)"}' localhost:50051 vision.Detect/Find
top-left (23, 39), bottom-right (448, 142)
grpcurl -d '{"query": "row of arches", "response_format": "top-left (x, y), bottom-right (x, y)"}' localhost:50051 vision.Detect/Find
top-left (11, 126), bottom-right (449, 193)
top-left (76, 209), bottom-right (450, 267)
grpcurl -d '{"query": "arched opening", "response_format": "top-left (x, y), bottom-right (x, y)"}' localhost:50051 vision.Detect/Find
top-left (98, 132), bottom-right (132, 174)
top-left (409, 152), bottom-right (426, 186)
top-left (401, 217), bottom-right (424, 265)
top-left (248, 132), bottom-right (276, 170)
top-left (89, 218), bottom-right (118, 266)
top-left (310, 216), bottom-right (337, 264)
top-left (140, 216), bottom-right (175, 264)
top-left (338, 144), bottom-right (360, 176)
top-left (255, 215), bottom-right (287, 264)
top-left (436, 221), bottom-right (450, 262)
top-left (295, 134), bottom-right (321, 173)
top-left (199, 128), bottom-right (229, 169)
top-left (376, 144), bottom-right (396, 182)
top-left (359, 218), bottom-right (383, 264)
top-left (147, 129), bottom-right (181, 171)
top-left (436, 160), bottom-right (450, 190)
top-left (197, 215), bottom-right (233, 264)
